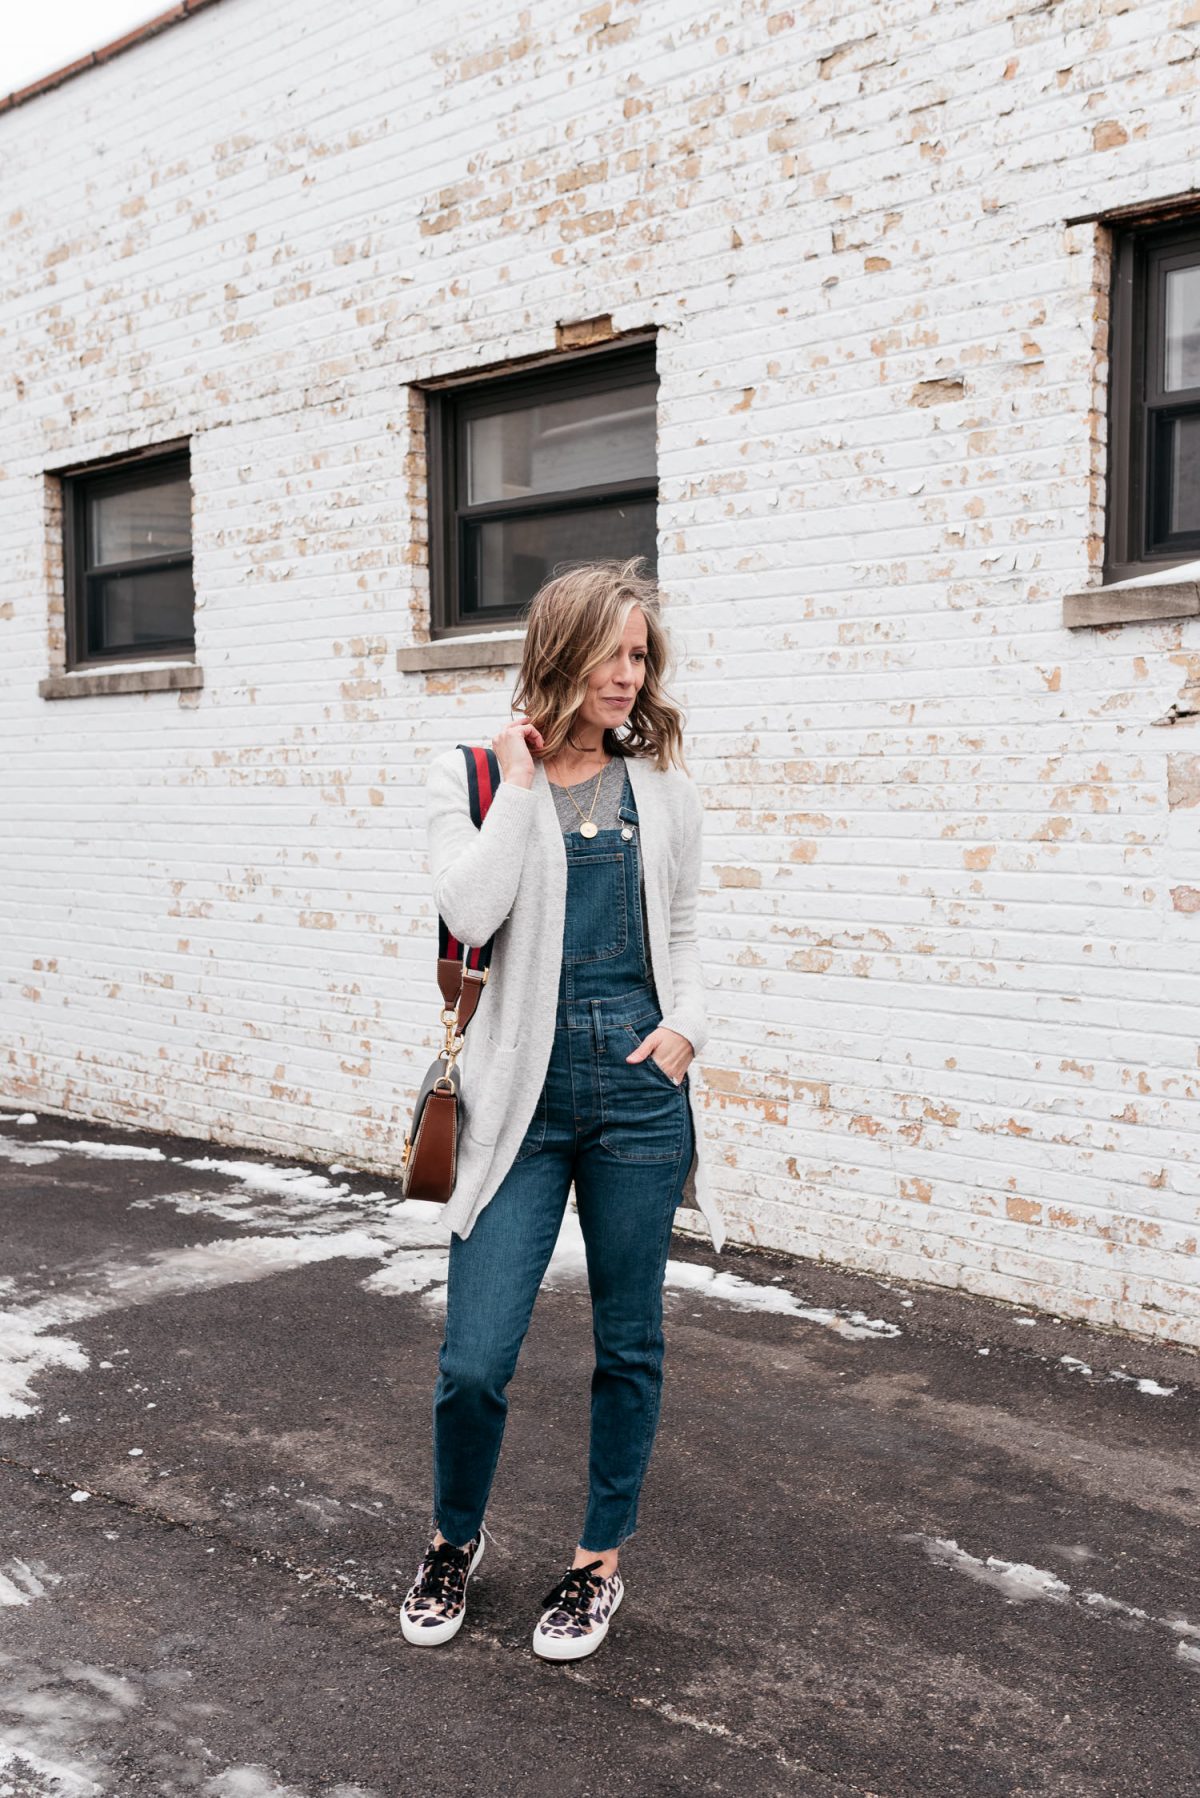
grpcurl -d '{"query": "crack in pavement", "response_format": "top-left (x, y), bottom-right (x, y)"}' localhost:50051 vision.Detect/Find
top-left (0, 1450), bottom-right (424, 1614)
top-left (559, 1664), bottom-right (878, 1790)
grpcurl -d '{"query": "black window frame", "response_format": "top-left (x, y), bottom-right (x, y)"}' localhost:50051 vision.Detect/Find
top-left (1106, 217), bottom-right (1200, 582)
top-left (61, 442), bottom-right (195, 670)
top-left (425, 339), bottom-right (659, 637)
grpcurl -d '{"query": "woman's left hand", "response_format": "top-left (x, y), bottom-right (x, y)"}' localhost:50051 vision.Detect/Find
top-left (626, 1026), bottom-right (694, 1086)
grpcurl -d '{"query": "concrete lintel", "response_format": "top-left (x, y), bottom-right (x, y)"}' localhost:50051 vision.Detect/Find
top-left (396, 637), bottom-right (526, 672)
top-left (38, 664), bottom-right (204, 699)
top-left (1063, 582), bottom-right (1200, 630)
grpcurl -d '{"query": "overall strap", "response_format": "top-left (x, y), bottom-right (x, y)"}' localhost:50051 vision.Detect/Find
top-left (436, 744), bottom-right (501, 1032)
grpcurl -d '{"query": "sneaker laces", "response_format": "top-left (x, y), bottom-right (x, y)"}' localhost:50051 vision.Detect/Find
top-left (540, 1558), bottom-right (606, 1621)
top-left (409, 1537), bottom-right (473, 1612)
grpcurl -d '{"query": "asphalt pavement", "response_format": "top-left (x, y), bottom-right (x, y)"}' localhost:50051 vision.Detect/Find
top-left (1, 1107), bottom-right (1198, 1797)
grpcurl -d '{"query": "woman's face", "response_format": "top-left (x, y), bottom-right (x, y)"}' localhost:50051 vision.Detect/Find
top-left (577, 605), bottom-right (648, 739)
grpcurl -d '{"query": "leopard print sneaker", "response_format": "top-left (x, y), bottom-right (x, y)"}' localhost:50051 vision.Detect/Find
top-left (531, 1557), bottom-right (624, 1661)
top-left (399, 1529), bottom-right (484, 1646)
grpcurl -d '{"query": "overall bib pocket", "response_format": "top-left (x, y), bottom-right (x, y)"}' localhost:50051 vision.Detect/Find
top-left (564, 852), bottom-right (628, 964)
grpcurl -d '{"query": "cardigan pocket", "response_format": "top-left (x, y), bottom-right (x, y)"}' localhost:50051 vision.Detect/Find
top-left (464, 1037), bottom-right (520, 1146)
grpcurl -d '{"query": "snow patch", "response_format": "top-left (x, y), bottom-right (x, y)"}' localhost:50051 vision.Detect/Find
top-left (0, 1643), bottom-right (380, 1797)
top-left (200, 1771), bottom-right (304, 1797)
top-left (1081, 1591), bottom-right (1150, 1622)
top-left (1109, 1371), bottom-right (1178, 1397)
top-left (37, 1140), bottom-right (165, 1161)
top-left (0, 1139), bottom-right (61, 1167)
top-left (0, 1560), bottom-right (60, 1608)
top-left (1061, 1357), bottom-right (1177, 1397)
top-left (0, 1301), bottom-right (94, 1419)
top-left (904, 1532), bottom-right (1200, 1670)
top-left (0, 1654), bottom-right (136, 1797)
top-left (134, 1161), bottom-right (390, 1237)
top-left (179, 1158), bottom-right (355, 1203)
top-left (202, 1773), bottom-right (379, 1797)
top-left (662, 1260), bottom-right (901, 1338)
top-left (910, 1534), bottom-right (1071, 1605)
top-left (361, 1249), bottom-right (450, 1303)
top-left (0, 1230), bottom-right (398, 1417)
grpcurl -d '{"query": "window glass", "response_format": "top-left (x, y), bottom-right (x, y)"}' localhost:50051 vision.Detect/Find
top-left (466, 382), bottom-right (657, 504)
top-left (1167, 413), bottom-right (1200, 534)
top-left (89, 474), bottom-right (191, 565)
top-left (465, 500), bottom-right (657, 615)
top-left (1164, 263), bottom-right (1200, 391)
top-left (92, 565), bottom-right (194, 652)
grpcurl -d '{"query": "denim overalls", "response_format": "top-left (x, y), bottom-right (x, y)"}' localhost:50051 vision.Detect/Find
top-left (432, 765), bottom-right (696, 1552)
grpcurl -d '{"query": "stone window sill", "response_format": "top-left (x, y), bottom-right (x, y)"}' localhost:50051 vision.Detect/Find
top-left (1063, 577), bottom-right (1200, 629)
top-left (39, 662), bottom-right (204, 699)
top-left (396, 633), bottom-right (525, 673)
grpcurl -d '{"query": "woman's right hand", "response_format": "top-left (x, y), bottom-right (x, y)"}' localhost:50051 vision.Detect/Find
top-left (492, 717), bottom-right (545, 788)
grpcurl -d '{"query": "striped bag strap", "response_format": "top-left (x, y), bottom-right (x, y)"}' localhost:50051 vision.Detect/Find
top-left (435, 743), bottom-right (502, 1031)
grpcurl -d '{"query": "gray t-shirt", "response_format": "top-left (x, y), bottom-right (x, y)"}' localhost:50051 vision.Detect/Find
top-left (549, 756), bottom-right (655, 991)
top-left (548, 754), bottom-right (628, 836)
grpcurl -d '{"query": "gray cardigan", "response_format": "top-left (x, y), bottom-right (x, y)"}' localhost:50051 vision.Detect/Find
top-left (424, 748), bottom-right (725, 1251)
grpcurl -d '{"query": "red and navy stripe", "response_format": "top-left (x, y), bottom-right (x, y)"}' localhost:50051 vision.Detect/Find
top-left (439, 744), bottom-right (502, 967)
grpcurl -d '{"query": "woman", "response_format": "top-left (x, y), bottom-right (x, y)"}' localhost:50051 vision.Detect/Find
top-left (400, 557), bottom-right (724, 1662)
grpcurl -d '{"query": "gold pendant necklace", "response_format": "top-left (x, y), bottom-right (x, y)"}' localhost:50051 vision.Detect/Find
top-left (555, 755), bottom-right (609, 838)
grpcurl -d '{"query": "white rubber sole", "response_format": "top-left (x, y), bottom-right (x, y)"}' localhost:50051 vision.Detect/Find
top-left (532, 1578), bottom-right (624, 1662)
top-left (399, 1533), bottom-right (484, 1647)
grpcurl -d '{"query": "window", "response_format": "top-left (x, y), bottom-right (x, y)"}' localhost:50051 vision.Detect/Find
top-left (1107, 218), bottom-right (1200, 581)
top-left (63, 447), bottom-right (194, 666)
top-left (427, 342), bottom-right (658, 635)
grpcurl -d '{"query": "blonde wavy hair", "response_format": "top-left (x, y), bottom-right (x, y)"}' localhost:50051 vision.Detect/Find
top-left (512, 558), bottom-right (687, 773)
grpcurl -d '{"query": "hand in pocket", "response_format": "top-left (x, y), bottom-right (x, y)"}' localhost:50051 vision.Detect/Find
top-left (625, 1025), bottom-right (693, 1085)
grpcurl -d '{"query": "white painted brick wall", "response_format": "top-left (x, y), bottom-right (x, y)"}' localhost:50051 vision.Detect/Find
top-left (3, 0), bottom-right (1200, 1345)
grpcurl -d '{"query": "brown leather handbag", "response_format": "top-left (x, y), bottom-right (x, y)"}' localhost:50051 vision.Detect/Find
top-left (401, 745), bottom-right (501, 1201)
